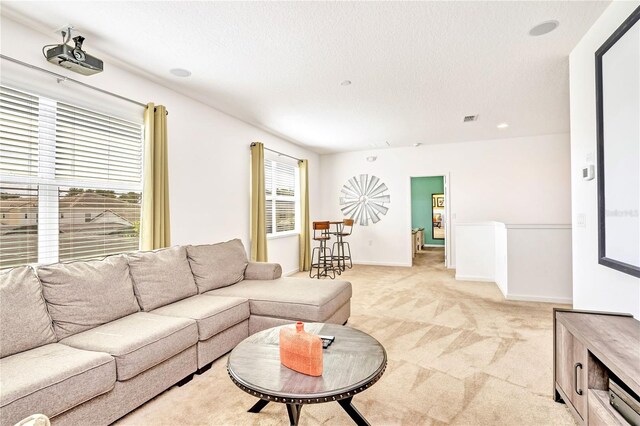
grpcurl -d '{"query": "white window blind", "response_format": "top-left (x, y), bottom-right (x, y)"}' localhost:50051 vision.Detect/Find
top-left (264, 158), bottom-right (299, 236)
top-left (55, 103), bottom-right (143, 184)
top-left (0, 85), bottom-right (143, 270)
top-left (0, 87), bottom-right (39, 177)
top-left (0, 184), bottom-right (38, 268)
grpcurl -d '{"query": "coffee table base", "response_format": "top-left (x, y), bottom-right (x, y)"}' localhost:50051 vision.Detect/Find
top-left (248, 397), bottom-right (370, 426)
top-left (286, 403), bottom-right (302, 425)
top-left (338, 397), bottom-right (370, 426)
top-left (247, 398), bottom-right (269, 413)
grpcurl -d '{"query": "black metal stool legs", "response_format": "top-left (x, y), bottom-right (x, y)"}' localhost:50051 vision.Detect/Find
top-left (331, 239), bottom-right (352, 272)
top-left (310, 239), bottom-right (336, 279)
top-left (344, 241), bottom-right (352, 269)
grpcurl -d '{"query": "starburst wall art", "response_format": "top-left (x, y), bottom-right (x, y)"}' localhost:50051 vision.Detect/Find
top-left (339, 174), bottom-right (390, 226)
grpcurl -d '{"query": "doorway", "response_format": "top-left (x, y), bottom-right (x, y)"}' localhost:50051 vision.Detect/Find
top-left (410, 175), bottom-right (448, 267)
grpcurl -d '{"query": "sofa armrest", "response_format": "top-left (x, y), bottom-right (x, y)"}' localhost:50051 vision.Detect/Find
top-left (244, 262), bottom-right (282, 280)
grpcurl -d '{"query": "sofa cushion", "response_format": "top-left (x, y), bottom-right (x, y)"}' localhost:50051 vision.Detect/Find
top-left (186, 239), bottom-right (249, 292)
top-left (0, 267), bottom-right (57, 358)
top-left (152, 295), bottom-right (249, 341)
top-left (0, 343), bottom-right (115, 425)
top-left (127, 246), bottom-right (198, 311)
top-left (206, 277), bottom-right (352, 322)
top-left (59, 312), bottom-right (197, 381)
top-left (37, 255), bottom-right (140, 340)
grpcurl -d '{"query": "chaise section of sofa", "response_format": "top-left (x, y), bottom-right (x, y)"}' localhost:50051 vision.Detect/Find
top-left (208, 277), bottom-right (352, 334)
top-left (187, 239), bottom-right (352, 334)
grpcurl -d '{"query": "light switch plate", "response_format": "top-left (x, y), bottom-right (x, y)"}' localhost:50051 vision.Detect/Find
top-left (576, 213), bottom-right (586, 228)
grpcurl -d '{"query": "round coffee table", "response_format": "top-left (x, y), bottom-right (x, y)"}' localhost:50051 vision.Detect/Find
top-left (227, 323), bottom-right (386, 426)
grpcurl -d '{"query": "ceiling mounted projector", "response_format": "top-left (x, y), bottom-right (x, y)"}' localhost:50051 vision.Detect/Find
top-left (43, 27), bottom-right (103, 76)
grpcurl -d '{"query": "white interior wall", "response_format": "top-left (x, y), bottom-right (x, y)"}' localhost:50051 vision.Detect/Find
top-left (456, 223), bottom-right (572, 304)
top-left (0, 15), bottom-right (319, 274)
top-left (569, 1), bottom-right (640, 318)
top-left (505, 225), bottom-right (572, 304)
top-left (494, 224), bottom-right (508, 296)
top-left (455, 222), bottom-right (500, 282)
top-left (318, 133), bottom-right (572, 268)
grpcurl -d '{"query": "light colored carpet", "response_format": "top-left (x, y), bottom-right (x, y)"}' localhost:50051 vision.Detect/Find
top-left (116, 249), bottom-right (576, 425)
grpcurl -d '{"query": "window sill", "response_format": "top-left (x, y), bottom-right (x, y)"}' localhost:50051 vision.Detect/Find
top-left (267, 232), bottom-right (299, 240)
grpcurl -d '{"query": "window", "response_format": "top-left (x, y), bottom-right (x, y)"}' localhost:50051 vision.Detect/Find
top-left (0, 86), bottom-right (143, 269)
top-left (264, 158), bottom-right (299, 236)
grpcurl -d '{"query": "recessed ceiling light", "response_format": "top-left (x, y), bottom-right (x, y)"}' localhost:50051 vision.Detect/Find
top-left (497, 123), bottom-right (509, 129)
top-left (341, 80), bottom-right (352, 86)
top-left (413, 143), bottom-right (422, 147)
top-left (170, 68), bottom-right (191, 77)
top-left (529, 20), bottom-right (559, 37)
top-left (366, 156), bottom-right (377, 162)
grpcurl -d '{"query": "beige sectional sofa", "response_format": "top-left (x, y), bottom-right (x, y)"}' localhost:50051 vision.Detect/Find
top-left (0, 239), bottom-right (352, 426)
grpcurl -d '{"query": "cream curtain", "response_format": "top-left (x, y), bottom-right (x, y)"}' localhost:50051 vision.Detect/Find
top-left (141, 103), bottom-right (170, 250)
top-left (250, 142), bottom-right (268, 261)
top-left (298, 159), bottom-right (311, 271)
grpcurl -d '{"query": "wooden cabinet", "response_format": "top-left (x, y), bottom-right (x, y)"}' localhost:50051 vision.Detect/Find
top-left (411, 228), bottom-right (424, 259)
top-left (553, 309), bottom-right (640, 426)
top-left (556, 321), bottom-right (588, 419)
top-left (416, 228), bottom-right (424, 249)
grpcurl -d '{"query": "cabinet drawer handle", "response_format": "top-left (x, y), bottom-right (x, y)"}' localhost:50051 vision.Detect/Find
top-left (574, 362), bottom-right (583, 396)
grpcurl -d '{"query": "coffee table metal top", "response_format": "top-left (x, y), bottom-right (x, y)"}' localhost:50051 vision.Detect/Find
top-left (227, 323), bottom-right (387, 404)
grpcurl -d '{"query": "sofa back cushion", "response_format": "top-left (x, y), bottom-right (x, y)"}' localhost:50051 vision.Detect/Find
top-left (0, 266), bottom-right (57, 357)
top-left (186, 239), bottom-right (249, 292)
top-left (38, 255), bottom-right (140, 340)
top-left (127, 246), bottom-right (198, 311)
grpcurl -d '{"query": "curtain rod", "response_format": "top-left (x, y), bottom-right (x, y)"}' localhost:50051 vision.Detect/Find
top-left (1, 54), bottom-right (147, 108)
top-left (251, 142), bottom-right (302, 162)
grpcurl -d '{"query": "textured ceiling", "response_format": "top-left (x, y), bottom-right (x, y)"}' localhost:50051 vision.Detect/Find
top-left (1, 1), bottom-right (610, 153)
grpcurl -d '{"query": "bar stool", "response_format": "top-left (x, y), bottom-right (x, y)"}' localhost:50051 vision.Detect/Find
top-left (310, 221), bottom-right (336, 279)
top-left (332, 219), bottom-right (353, 271)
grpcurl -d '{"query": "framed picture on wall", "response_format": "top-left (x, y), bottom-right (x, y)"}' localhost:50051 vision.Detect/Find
top-left (595, 6), bottom-right (640, 278)
top-left (431, 193), bottom-right (445, 240)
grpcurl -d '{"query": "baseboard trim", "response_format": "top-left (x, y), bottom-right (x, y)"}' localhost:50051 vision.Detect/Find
top-left (283, 268), bottom-right (300, 277)
top-left (353, 261), bottom-right (412, 267)
top-left (505, 294), bottom-right (573, 305)
top-left (505, 224), bottom-right (572, 230)
top-left (455, 274), bottom-right (494, 282)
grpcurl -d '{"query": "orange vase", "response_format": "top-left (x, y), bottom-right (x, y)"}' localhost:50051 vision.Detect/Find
top-left (279, 322), bottom-right (323, 376)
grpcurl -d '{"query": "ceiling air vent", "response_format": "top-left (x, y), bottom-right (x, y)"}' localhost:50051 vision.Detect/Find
top-left (463, 115), bottom-right (479, 122)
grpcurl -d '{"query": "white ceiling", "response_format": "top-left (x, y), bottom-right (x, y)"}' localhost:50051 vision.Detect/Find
top-left (2, 1), bottom-right (609, 154)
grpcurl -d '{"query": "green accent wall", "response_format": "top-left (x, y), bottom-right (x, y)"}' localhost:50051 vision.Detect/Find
top-left (411, 176), bottom-right (445, 246)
